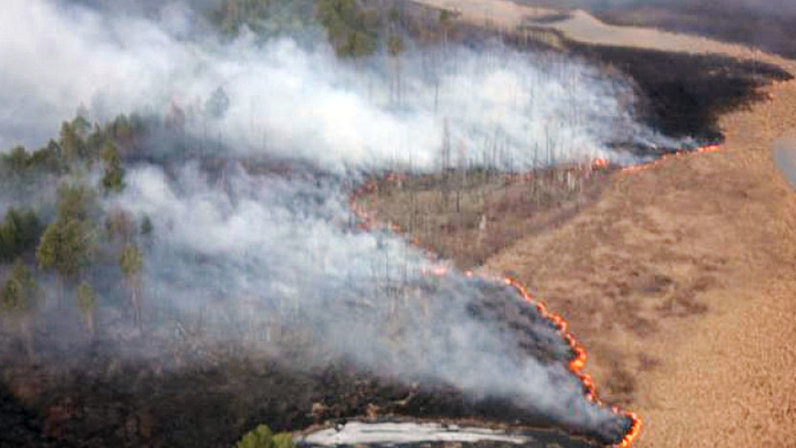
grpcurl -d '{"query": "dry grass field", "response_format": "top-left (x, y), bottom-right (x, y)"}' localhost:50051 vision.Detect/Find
top-left (484, 74), bottom-right (796, 446)
top-left (371, 3), bottom-right (796, 446)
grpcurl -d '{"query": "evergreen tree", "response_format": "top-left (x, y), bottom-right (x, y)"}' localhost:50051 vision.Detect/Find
top-left (0, 259), bottom-right (39, 315)
top-left (0, 208), bottom-right (42, 262)
top-left (76, 281), bottom-right (97, 336)
top-left (0, 259), bottom-right (39, 356)
top-left (120, 244), bottom-right (143, 324)
top-left (140, 216), bottom-right (153, 237)
top-left (36, 184), bottom-right (95, 306)
top-left (59, 121), bottom-right (85, 163)
top-left (100, 141), bottom-right (125, 193)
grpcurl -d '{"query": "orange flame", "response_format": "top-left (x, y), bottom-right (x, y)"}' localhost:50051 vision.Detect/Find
top-left (349, 178), bottom-right (642, 446)
top-left (592, 158), bottom-right (610, 169)
top-left (503, 275), bottom-right (642, 447)
top-left (345, 150), bottom-right (734, 446)
top-left (621, 144), bottom-right (722, 175)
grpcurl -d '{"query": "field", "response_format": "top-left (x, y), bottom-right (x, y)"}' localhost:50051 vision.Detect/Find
top-left (1, 2), bottom-right (795, 447)
top-left (373, 2), bottom-right (796, 446)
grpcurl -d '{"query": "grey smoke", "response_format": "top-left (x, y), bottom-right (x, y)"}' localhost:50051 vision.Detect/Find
top-left (0, 0), bottom-right (677, 168)
top-left (105, 162), bottom-right (626, 439)
top-left (0, 0), bottom-right (659, 442)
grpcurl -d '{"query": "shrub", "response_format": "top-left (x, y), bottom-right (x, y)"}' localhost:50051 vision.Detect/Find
top-left (236, 425), bottom-right (295, 448)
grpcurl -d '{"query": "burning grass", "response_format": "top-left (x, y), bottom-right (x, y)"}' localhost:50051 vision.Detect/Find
top-left (0, 276), bottom-right (630, 448)
top-left (350, 144), bottom-right (731, 448)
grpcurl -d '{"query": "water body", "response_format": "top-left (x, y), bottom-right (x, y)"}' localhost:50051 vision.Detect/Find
top-left (300, 421), bottom-right (597, 448)
top-left (774, 140), bottom-right (796, 190)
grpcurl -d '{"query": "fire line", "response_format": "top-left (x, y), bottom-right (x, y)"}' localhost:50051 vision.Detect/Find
top-left (347, 144), bottom-right (720, 446)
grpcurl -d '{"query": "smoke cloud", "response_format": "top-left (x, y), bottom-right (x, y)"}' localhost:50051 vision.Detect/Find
top-left (0, 0), bottom-right (677, 169)
top-left (0, 0), bottom-right (665, 442)
top-left (104, 162), bottom-right (627, 439)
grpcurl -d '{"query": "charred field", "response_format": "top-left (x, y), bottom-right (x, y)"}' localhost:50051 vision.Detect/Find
top-left (566, 42), bottom-right (792, 142)
top-left (0, 2), bottom-right (793, 448)
top-left (1, 29), bottom-right (789, 448)
top-left (0, 52), bottom-right (785, 448)
top-left (0, 271), bottom-right (621, 448)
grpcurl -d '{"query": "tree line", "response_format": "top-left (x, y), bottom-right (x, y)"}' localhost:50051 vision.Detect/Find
top-left (209, 0), bottom-right (410, 59)
top-left (0, 113), bottom-right (151, 349)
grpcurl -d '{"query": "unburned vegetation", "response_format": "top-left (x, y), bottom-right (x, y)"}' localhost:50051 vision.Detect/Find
top-left (357, 164), bottom-right (613, 269)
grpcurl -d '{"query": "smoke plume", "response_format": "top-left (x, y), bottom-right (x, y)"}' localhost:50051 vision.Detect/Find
top-left (0, 0), bottom-right (668, 443)
top-left (0, 0), bottom-right (677, 168)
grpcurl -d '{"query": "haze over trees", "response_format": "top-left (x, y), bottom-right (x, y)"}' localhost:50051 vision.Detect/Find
top-left (0, 1), bottom-right (684, 446)
top-left (210, 0), bottom-right (414, 58)
top-left (0, 208), bottom-right (42, 263)
top-left (119, 244), bottom-right (143, 325)
top-left (0, 107), bottom-right (152, 334)
top-left (0, 259), bottom-right (40, 356)
top-left (36, 184), bottom-right (96, 307)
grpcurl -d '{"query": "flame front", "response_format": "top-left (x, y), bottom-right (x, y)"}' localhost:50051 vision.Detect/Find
top-left (621, 144), bottom-right (722, 174)
top-left (503, 276), bottom-right (642, 448)
top-left (345, 144), bottom-right (723, 446)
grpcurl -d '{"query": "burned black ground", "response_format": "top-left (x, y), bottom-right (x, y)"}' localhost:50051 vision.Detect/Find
top-left (0, 277), bottom-right (618, 448)
top-left (569, 43), bottom-right (792, 142)
top-left (4, 6), bottom-right (779, 448)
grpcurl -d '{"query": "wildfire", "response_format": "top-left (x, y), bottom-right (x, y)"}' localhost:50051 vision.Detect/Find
top-left (503, 275), bottom-right (642, 448)
top-left (349, 170), bottom-right (650, 447)
top-left (592, 158), bottom-right (610, 169)
top-left (345, 143), bottom-right (721, 446)
top-left (620, 144), bottom-right (722, 175)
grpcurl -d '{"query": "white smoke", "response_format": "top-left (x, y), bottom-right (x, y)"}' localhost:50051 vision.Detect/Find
top-left (0, 0), bottom-right (675, 169)
top-left (106, 162), bottom-right (627, 439)
top-left (0, 0), bottom-right (650, 442)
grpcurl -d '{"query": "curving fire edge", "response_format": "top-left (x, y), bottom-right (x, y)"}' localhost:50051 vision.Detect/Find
top-left (346, 144), bottom-right (722, 447)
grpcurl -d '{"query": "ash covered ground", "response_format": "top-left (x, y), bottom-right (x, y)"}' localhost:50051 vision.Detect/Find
top-left (0, 1), bottom-right (791, 448)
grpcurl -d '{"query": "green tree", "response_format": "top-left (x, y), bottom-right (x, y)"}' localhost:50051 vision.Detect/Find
top-left (56, 184), bottom-right (94, 223)
top-left (0, 208), bottom-right (42, 262)
top-left (72, 115), bottom-right (91, 138)
top-left (109, 114), bottom-right (133, 146)
top-left (387, 33), bottom-right (405, 104)
top-left (120, 244), bottom-right (143, 324)
top-left (106, 208), bottom-right (134, 243)
top-left (316, 0), bottom-right (380, 58)
top-left (387, 34), bottom-right (405, 57)
top-left (100, 141), bottom-right (125, 193)
top-left (7, 146), bottom-right (30, 172)
top-left (0, 259), bottom-right (39, 356)
top-left (0, 259), bottom-right (38, 314)
top-left (36, 185), bottom-right (95, 306)
top-left (76, 281), bottom-right (97, 336)
top-left (86, 124), bottom-right (107, 161)
top-left (438, 9), bottom-right (456, 45)
top-left (29, 140), bottom-right (63, 173)
top-left (59, 121), bottom-right (85, 163)
top-left (236, 425), bottom-right (295, 448)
